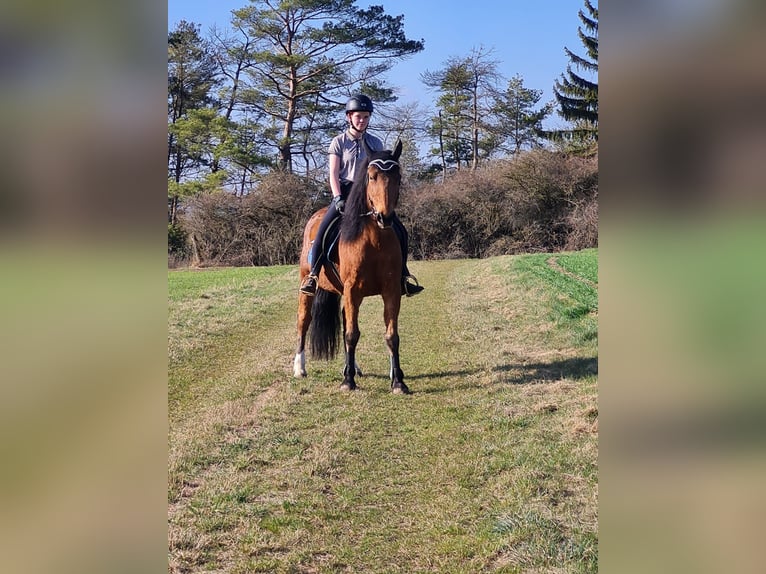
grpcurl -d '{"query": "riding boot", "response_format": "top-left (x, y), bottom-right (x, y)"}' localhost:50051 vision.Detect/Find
top-left (402, 271), bottom-right (424, 297)
top-left (299, 274), bottom-right (318, 295)
top-left (391, 215), bottom-right (424, 297)
top-left (300, 240), bottom-right (324, 296)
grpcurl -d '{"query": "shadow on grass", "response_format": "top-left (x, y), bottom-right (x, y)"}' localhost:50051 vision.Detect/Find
top-left (332, 358), bottom-right (597, 395)
top-left (403, 369), bottom-right (479, 381)
top-left (406, 358), bottom-right (597, 386)
top-left (353, 369), bottom-right (481, 382)
top-left (341, 369), bottom-right (478, 395)
top-left (493, 356), bottom-right (597, 385)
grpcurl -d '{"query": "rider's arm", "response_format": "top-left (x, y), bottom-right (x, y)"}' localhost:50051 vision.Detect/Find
top-left (329, 153), bottom-right (342, 198)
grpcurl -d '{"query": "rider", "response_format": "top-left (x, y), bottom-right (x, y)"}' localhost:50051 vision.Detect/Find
top-left (299, 94), bottom-right (424, 297)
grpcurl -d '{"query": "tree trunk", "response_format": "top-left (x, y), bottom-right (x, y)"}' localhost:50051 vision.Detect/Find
top-left (471, 82), bottom-right (479, 171)
top-left (438, 111), bottom-right (446, 181)
top-left (169, 196), bottom-right (178, 225)
top-left (190, 233), bottom-right (201, 268)
top-left (278, 73), bottom-right (298, 171)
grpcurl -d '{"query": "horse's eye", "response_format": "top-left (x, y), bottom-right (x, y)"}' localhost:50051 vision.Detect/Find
top-left (369, 172), bottom-right (377, 181)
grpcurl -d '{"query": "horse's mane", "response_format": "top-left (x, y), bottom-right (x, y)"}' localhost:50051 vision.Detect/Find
top-left (340, 146), bottom-right (398, 242)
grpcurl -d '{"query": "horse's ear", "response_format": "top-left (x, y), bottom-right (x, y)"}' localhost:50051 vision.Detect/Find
top-left (393, 139), bottom-right (402, 160)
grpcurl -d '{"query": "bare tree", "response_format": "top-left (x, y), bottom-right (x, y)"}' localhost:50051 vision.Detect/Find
top-left (465, 46), bottom-right (501, 170)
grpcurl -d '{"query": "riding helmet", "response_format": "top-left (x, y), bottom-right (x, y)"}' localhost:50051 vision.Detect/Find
top-left (345, 94), bottom-right (374, 114)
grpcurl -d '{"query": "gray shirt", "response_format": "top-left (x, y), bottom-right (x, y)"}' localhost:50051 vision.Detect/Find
top-left (328, 131), bottom-right (384, 184)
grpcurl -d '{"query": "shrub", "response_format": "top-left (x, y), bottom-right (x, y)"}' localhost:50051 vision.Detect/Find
top-left (168, 223), bottom-right (190, 267)
top-left (400, 150), bottom-right (598, 259)
top-left (565, 190), bottom-right (598, 251)
top-left (171, 150), bottom-right (597, 268)
top-left (179, 173), bottom-right (323, 267)
top-left (168, 222), bottom-right (187, 253)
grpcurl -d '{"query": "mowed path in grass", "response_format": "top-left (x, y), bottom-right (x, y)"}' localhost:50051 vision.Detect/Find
top-left (169, 252), bottom-right (598, 574)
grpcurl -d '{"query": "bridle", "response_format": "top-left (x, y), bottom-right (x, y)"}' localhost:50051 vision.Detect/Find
top-left (362, 158), bottom-right (400, 226)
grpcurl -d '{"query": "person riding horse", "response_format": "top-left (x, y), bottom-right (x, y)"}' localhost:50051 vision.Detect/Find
top-left (295, 138), bottom-right (412, 392)
top-left (299, 94), bottom-right (424, 298)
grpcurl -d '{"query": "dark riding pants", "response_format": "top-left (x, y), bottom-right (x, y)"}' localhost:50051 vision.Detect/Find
top-left (391, 215), bottom-right (411, 276)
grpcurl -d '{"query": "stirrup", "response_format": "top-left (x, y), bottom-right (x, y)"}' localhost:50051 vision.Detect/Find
top-left (300, 274), bottom-right (318, 296)
top-left (402, 275), bottom-right (424, 297)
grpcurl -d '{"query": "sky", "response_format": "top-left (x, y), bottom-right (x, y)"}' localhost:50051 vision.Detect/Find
top-left (168, 1), bottom-right (593, 130)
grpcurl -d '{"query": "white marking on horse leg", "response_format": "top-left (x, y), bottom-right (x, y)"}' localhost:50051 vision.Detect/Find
top-left (293, 352), bottom-right (306, 377)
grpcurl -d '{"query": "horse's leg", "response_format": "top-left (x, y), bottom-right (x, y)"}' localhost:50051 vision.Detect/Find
top-left (293, 293), bottom-right (312, 377)
top-left (383, 293), bottom-right (409, 394)
top-left (341, 306), bottom-right (363, 377)
top-left (340, 292), bottom-right (362, 391)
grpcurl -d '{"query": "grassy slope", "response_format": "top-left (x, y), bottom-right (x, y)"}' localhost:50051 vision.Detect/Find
top-left (168, 249), bottom-right (598, 573)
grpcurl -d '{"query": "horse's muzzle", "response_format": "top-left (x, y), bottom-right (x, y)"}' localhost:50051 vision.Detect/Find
top-left (375, 211), bottom-right (394, 228)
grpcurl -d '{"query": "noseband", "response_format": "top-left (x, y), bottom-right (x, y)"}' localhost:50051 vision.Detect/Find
top-left (364, 158), bottom-right (400, 227)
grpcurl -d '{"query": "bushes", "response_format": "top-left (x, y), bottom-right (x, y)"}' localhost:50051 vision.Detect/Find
top-left (170, 150), bottom-right (597, 267)
top-left (177, 172), bottom-right (323, 267)
top-left (565, 190), bottom-right (598, 251)
top-left (168, 222), bottom-right (188, 255)
top-left (400, 150), bottom-right (598, 259)
top-left (168, 223), bottom-right (190, 268)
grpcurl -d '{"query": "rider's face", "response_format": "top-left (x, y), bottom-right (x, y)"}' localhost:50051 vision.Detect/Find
top-left (348, 111), bottom-right (371, 132)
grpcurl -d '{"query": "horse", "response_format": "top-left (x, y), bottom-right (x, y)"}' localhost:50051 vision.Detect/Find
top-left (293, 139), bottom-right (410, 394)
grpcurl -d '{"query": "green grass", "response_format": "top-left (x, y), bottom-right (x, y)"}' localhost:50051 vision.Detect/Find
top-left (508, 250), bottom-right (598, 346)
top-left (169, 251), bottom-right (598, 573)
top-left (553, 247), bottom-right (598, 285)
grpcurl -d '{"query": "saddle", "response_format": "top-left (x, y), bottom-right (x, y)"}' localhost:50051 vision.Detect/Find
top-left (309, 211), bottom-right (342, 283)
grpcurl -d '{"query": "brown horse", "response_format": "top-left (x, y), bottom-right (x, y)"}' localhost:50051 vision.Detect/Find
top-left (293, 139), bottom-right (409, 394)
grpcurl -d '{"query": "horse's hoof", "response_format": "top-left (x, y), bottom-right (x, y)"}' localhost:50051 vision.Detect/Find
top-left (391, 383), bottom-right (410, 395)
top-left (293, 366), bottom-right (307, 378)
top-left (340, 381), bottom-right (357, 391)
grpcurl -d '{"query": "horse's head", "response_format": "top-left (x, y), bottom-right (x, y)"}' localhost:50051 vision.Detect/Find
top-left (363, 139), bottom-right (402, 229)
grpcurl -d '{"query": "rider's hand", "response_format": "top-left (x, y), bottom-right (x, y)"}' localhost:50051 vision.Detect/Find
top-left (333, 195), bottom-right (345, 213)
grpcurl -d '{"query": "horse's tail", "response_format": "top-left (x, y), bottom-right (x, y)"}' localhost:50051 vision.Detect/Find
top-left (309, 288), bottom-right (341, 360)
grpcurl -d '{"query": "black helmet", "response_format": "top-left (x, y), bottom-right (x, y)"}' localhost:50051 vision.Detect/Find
top-left (345, 94), bottom-right (374, 114)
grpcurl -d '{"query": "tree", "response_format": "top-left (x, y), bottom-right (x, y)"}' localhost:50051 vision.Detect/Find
top-left (168, 21), bottom-right (220, 223)
top-left (493, 74), bottom-right (553, 155)
top-left (374, 101), bottom-right (432, 183)
top-left (206, 23), bottom-right (278, 194)
top-left (464, 47), bottom-right (501, 170)
top-left (422, 58), bottom-right (473, 176)
top-left (422, 47), bottom-right (500, 176)
top-left (551, 0), bottom-right (598, 150)
top-left (230, 0), bottom-right (424, 173)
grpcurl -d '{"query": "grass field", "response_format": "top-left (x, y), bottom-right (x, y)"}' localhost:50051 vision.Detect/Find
top-left (168, 249), bottom-right (598, 573)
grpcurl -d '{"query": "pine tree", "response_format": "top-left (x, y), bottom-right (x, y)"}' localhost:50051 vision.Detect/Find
top-left (552, 0), bottom-right (598, 149)
top-left (422, 59), bottom-right (473, 175)
top-left (494, 74), bottom-right (553, 155)
top-left (231, 0), bottom-right (424, 173)
top-left (168, 21), bottom-right (220, 223)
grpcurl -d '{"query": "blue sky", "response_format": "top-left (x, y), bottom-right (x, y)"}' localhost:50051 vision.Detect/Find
top-left (168, 1), bottom-right (593, 129)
